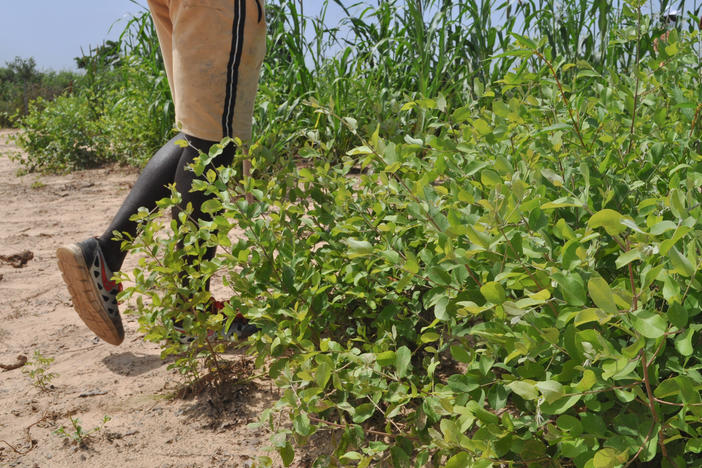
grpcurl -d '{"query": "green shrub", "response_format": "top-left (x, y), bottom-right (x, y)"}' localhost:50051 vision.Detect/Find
top-left (119, 22), bottom-right (702, 467)
top-left (0, 57), bottom-right (80, 128)
top-left (11, 7), bottom-right (173, 172)
top-left (11, 93), bottom-right (111, 172)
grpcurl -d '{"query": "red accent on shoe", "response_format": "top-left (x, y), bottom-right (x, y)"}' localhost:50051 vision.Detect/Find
top-left (99, 250), bottom-right (118, 291)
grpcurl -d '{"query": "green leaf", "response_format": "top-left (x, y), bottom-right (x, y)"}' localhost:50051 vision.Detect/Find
top-left (616, 249), bottom-right (641, 269)
top-left (536, 380), bottom-right (564, 404)
top-left (352, 403), bottom-right (375, 423)
top-left (654, 378), bottom-right (678, 399)
top-left (541, 197), bottom-right (580, 209)
top-left (589, 209), bottom-right (626, 236)
top-left (298, 167), bottom-right (314, 181)
top-left (434, 295), bottom-right (449, 321)
top-left (450, 345), bottom-right (471, 364)
top-left (420, 331), bottom-right (441, 343)
top-left (541, 168), bottom-right (564, 187)
top-left (293, 412), bottom-right (313, 436)
top-left (200, 198), bottom-right (222, 214)
top-left (340, 451), bottom-right (364, 462)
top-left (687, 439), bottom-right (702, 454)
top-left (342, 116), bottom-right (358, 132)
top-left (539, 394), bottom-right (581, 415)
top-left (555, 272), bottom-right (586, 306)
top-left (444, 452), bottom-right (471, 468)
top-left (344, 238), bottom-right (373, 258)
top-left (315, 359), bottom-right (332, 389)
top-left (668, 302), bottom-right (688, 329)
top-left (376, 350), bottom-right (396, 367)
top-left (511, 32), bottom-right (538, 49)
top-left (508, 380), bottom-right (538, 400)
top-left (675, 327), bottom-right (694, 356)
top-left (428, 267), bottom-right (453, 286)
top-left (575, 308), bottom-right (612, 326)
top-left (575, 369), bottom-right (597, 391)
top-left (390, 446), bottom-right (411, 468)
top-left (403, 251), bottom-right (419, 274)
top-left (593, 447), bottom-right (628, 468)
top-left (588, 276), bottom-right (618, 315)
top-left (473, 118), bottom-right (492, 136)
top-left (557, 415), bottom-right (583, 436)
top-left (395, 346), bottom-right (411, 378)
top-left (481, 169), bottom-right (501, 186)
top-left (668, 246), bottom-right (695, 277)
top-left (468, 401), bottom-right (499, 424)
top-left (602, 357), bottom-right (638, 380)
top-left (480, 281), bottom-right (506, 304)
top-left (650, 220), bottom-right (677, 236)
top-left (440, 418), bottom-right (460, 443)
top-left (278, 441), bottom-right (294, 466)
top-left (632, 310), bottom-right (668, 339)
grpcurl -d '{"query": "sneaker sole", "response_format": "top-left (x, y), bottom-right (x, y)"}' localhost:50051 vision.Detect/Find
top-left (57, 244), bottom-right (124, 345)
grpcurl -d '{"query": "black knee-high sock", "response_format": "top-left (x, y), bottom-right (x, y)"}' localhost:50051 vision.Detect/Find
top-left (172, 136), bottom-right (236, 291)
top-left (172, 135), bottom-right (235, 235)
top-left (98, 133), bottom-right (235, 279)
top-left (98, 133), bottom-right (187, 272)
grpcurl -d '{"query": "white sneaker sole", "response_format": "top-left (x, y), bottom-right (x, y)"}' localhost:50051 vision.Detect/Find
top-left (57, 244), bottom-right (124, 345)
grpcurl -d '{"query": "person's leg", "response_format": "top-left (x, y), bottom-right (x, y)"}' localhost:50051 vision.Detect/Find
top-left (56, 134), bottom-right (185, 346)
top-left (172, 135), bottom-right (236, 278)
top-left (58, 0), bottom-right (266, 346)
top-left (173, 135), bottom-right (235, 230)
top-left (97, 133), bottom-right (185, 273)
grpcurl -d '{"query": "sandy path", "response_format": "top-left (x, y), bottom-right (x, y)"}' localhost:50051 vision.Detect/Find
top-left (0, 130), bottom-right (287, 468)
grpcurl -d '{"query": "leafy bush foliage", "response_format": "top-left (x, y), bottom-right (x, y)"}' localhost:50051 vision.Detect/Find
top-left (11, 93), bottom-right (109, 172)
top-left (0, 57), bottom-right (79, 127)
top-left (12, 9), bottom-right (173, 172)
top-left (120, 20), bottom-right (702, 467)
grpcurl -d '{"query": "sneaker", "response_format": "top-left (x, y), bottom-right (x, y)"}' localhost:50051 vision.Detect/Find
top-left (56, 238), bottom-right (124, 345)
top-left (173, 300), bottom-right (258, 344)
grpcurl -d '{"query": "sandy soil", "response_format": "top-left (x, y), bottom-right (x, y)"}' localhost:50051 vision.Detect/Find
top-left (0, 130), bottom-right (295, 468)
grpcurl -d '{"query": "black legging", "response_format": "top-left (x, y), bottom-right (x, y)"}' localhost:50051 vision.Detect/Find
top-left (97, 133), bottom-right (235, 274)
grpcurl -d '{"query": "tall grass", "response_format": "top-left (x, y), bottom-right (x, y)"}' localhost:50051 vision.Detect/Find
top-left (115, 7), bottom-right (174, 144)
top-left (12, 0), bottom-right (701, 170)
top-left (254, 0), bottom-right (701, 162)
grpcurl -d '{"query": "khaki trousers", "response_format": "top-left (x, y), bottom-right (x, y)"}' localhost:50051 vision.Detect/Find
top-left (147, 0), bottom-right (266, 142)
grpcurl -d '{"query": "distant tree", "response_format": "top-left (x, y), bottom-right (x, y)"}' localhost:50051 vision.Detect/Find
top-left (5, 56), bottom-right (39, 82)
top-left (5, 57), bottom-right (40, 115)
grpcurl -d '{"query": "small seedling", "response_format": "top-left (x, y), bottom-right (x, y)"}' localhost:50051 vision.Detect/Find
top-left (22, 350), bottom-right (57, 391)
top-left (31, 180), bottom-right (46, 189)
top-left (54, 415), bottom-right (111, 447)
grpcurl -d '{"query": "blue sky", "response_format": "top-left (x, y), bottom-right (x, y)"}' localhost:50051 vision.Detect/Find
top-left (0, 1), bottom-right (148, 71)
top-left (0, 1), bottom-right (343, 72)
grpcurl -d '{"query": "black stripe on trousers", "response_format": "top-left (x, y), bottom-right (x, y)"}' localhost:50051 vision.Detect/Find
top-left (222, 0), bottom-right (246, 138)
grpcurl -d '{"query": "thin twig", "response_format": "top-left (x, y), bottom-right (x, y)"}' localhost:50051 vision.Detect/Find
top-left (0, 439), bottom-right (32, 455)
top-left (307, 414), bottom-right (415, 441)
top-left (689, 103), bottom-right (702, 139)
top-left (625, 4), bottom-right (642, 156)
top-left (641, 349), bottom-right (677, 467)
top-left (626, 238), bottom-right (638, 311)
top-left (624, 418), bottom-right (658, 468)
top-left (532, 50), bottom-right (589, 152)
